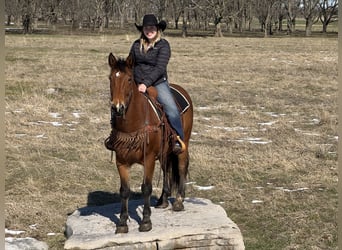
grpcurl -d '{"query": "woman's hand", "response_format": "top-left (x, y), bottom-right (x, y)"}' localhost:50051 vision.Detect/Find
top-left (138, 83), bottom-right (147, 93)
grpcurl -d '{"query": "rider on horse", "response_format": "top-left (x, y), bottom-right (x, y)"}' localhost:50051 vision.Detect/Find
top-left (108, 14), bottom-right (185, 154)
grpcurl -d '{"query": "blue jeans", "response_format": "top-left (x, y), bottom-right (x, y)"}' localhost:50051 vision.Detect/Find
top-left (155, 81), bottom-right (184, 140)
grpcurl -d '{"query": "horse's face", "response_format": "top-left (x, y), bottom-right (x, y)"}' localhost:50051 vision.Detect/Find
top-left (108, 53), bottom-right (134, 117)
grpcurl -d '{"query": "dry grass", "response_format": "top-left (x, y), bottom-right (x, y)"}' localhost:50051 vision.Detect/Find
top-left (5, 33), bottom-right (337, 249)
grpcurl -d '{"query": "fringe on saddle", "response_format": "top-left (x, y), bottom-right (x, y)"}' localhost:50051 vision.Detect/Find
top-left (104, 98), bottom-right (177, 160)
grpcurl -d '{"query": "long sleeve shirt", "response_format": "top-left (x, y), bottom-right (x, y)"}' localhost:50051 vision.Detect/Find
top-left (129, 38), bottom-right (171, 87)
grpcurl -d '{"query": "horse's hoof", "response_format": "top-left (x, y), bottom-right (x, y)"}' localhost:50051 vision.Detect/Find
top-left (155, 201), bottom-right (169, 209)
top-left (139, 222), bottom-right (152, 232)
top-left (172, 201), bottom-right (184, 211)
top-left (115, 225), bottom-right (128, 234)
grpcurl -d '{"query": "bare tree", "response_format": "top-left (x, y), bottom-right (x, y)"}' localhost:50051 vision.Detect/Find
top-left (153, 0), bottom-right (169, 20)
top-left (59, 0), bottom-right (83, 30)
top-left (169, 0), bottom-right (183, 29)
top-left (5, 0), bottom-right (20, 26)
top-left (235, 0), bottom-right (247, 33)
top-left (170, 0), bottom-right (191, 37)
top-left (318, 0), bottom-right (338, 33)
top-left (20, 0), bottom-right (41, 33)
top-left (284, 0), bottom-right (300, 34)
top-left (301, 0), bottom-right (320, 36)
top-left (41, 0), bottom-right (63, 31)
top-left (273, 1), bottom-right (286, 32)
top-left (191, 0), bottom-right (226, 37)
top-left (6, 0), bottom-right (36, 32)
top-left (103, 0), bottom-right (113, 28)
top-left (243, 0), bottom-right (254, 31)
top-left (112, 0), bottom-right (126, 28)
top-left (212, 0), bottom-right (225, 37)
top-left (182, 0), bottom-right (189, 37)
top-left (189, 0), bottom-right (210, 30)
top-left (254, 0), bottom-right (278, 37)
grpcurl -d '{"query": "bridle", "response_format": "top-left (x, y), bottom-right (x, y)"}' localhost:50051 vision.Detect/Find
top-left (110, 70), bottom-right (133, 120)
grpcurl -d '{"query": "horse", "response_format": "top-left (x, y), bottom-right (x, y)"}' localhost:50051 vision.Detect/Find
top-left (105, 53), bottom-right (193, 233)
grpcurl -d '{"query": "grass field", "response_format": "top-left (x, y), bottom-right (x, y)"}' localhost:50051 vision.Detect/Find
top-left (5, 32), bottom-right (337, 249)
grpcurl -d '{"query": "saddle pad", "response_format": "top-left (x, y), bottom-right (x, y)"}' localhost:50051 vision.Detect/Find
top-left (170, 86), bottom-right (190, 114)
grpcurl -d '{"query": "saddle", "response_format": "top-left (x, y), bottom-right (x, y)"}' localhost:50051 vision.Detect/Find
top-left (146, 85), bottom-right (190, 120)
top-left (145, 85), bottom-right (189, 155)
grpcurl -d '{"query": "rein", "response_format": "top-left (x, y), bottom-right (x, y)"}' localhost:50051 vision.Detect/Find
top-left (143, 93), bottom-right (149, 185)
top-left (142, 92), bottom-right (164, 186)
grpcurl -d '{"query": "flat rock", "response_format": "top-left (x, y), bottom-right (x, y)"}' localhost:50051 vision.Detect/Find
top-left (64, 197), bottom-right (245, 249)
top-left (5, 237), bottom-right (48, 250)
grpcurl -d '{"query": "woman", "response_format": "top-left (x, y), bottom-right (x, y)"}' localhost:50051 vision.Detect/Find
top-left (130, 14), bottom-right (184, 154)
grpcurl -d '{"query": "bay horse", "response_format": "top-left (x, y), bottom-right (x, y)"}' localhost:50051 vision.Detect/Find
top-left (105, 53), bottom-right (193, 233)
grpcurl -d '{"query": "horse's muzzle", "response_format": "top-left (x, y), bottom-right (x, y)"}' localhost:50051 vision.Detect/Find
top-left (111, 103), bottom-right (125, 117)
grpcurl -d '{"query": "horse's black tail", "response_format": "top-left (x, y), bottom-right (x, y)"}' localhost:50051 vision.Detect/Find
top-left (170, 154), bottom-right (179, 192)
top-left (170, 152), bottom-right (189, 196)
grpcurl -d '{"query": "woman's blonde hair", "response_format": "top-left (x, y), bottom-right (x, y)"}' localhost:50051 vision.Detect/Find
top-left (139, 30), bottom-right (162, 53)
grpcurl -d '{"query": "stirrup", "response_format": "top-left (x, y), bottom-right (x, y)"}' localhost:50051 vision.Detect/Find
top-left (176, 136), bottom-right (186, 152)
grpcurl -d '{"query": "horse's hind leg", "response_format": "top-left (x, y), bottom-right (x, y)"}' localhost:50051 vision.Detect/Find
top-left (156, 159), bottom-right (171, 209)
top-left (139, 159), bottom-right (155, 232)
top-left (173, 152), bottom-right (189, 211)
top-left (115, 163), bottom-right (130, 234)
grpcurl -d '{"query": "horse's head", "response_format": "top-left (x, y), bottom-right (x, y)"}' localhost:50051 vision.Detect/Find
top-left (108, 53), bottom-right (134, 117)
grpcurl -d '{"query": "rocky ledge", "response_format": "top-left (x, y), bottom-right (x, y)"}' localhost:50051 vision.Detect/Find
top-left (64, 197), bottom-right (245, 250)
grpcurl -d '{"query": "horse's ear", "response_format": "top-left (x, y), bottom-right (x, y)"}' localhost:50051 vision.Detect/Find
top-left (108, 53), bottom-right (117, 69)
top-left (126, 53), bottom-right (134, 69)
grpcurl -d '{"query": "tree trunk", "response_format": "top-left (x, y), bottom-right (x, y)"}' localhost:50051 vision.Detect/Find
top-left (99, 17), bottom-right (103, 32)
top-left (286, 17), bottom-right (294, 34)
top-left (7, 15), bottom-right (11, 26)
top-left (15, 15), bottom-right (21, 26)
top-left (32, 17), bottom-right (38, 30)
top-left (264, 2), bottom-right (274, 37)
top-left (215, 22), bottom-right (223, 37)
top-left (245, 16), bottom-right (252, 31)
top-left (322, 22), bottom-right (327, 33)
top-left (71, 19), bottom-right (79, 30)
top-left (278, 16), bottom-right (283, 31)
top-left (305, 18), bottom-right (313, 36)
top-left (264, 12), bottom-right (271, 37)
top-left (182, 9), bottom-right (187, 38)
top-left (238, 18), bottom-right (243, 33)
top-left (105, 15), bottom-right (109, 28)
top-left (175, 17), bottom-right (179, 29)
top-left (120, 15), bottom-right (125, 29)
top-left (227, 17), bottom-right (233, 35)
top-left (182, 23), bottom-right (187, 38)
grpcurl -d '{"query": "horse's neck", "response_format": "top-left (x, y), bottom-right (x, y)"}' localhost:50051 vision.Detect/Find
top-left (116, 89), bottom-right (152, 132)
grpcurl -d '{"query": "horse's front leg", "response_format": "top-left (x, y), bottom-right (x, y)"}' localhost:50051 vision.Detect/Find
top-left (115, 163), bottom-right (130, 234)
top-left (139, 157), bottom-right (155, 232)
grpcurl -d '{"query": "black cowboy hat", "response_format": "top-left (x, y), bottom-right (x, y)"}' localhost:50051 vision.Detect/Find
top-left (135, 14), bottom-right (167, 32)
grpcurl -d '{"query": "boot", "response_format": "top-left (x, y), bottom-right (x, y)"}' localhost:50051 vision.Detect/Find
top-left (173, 136), bottom-right (186, 155)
